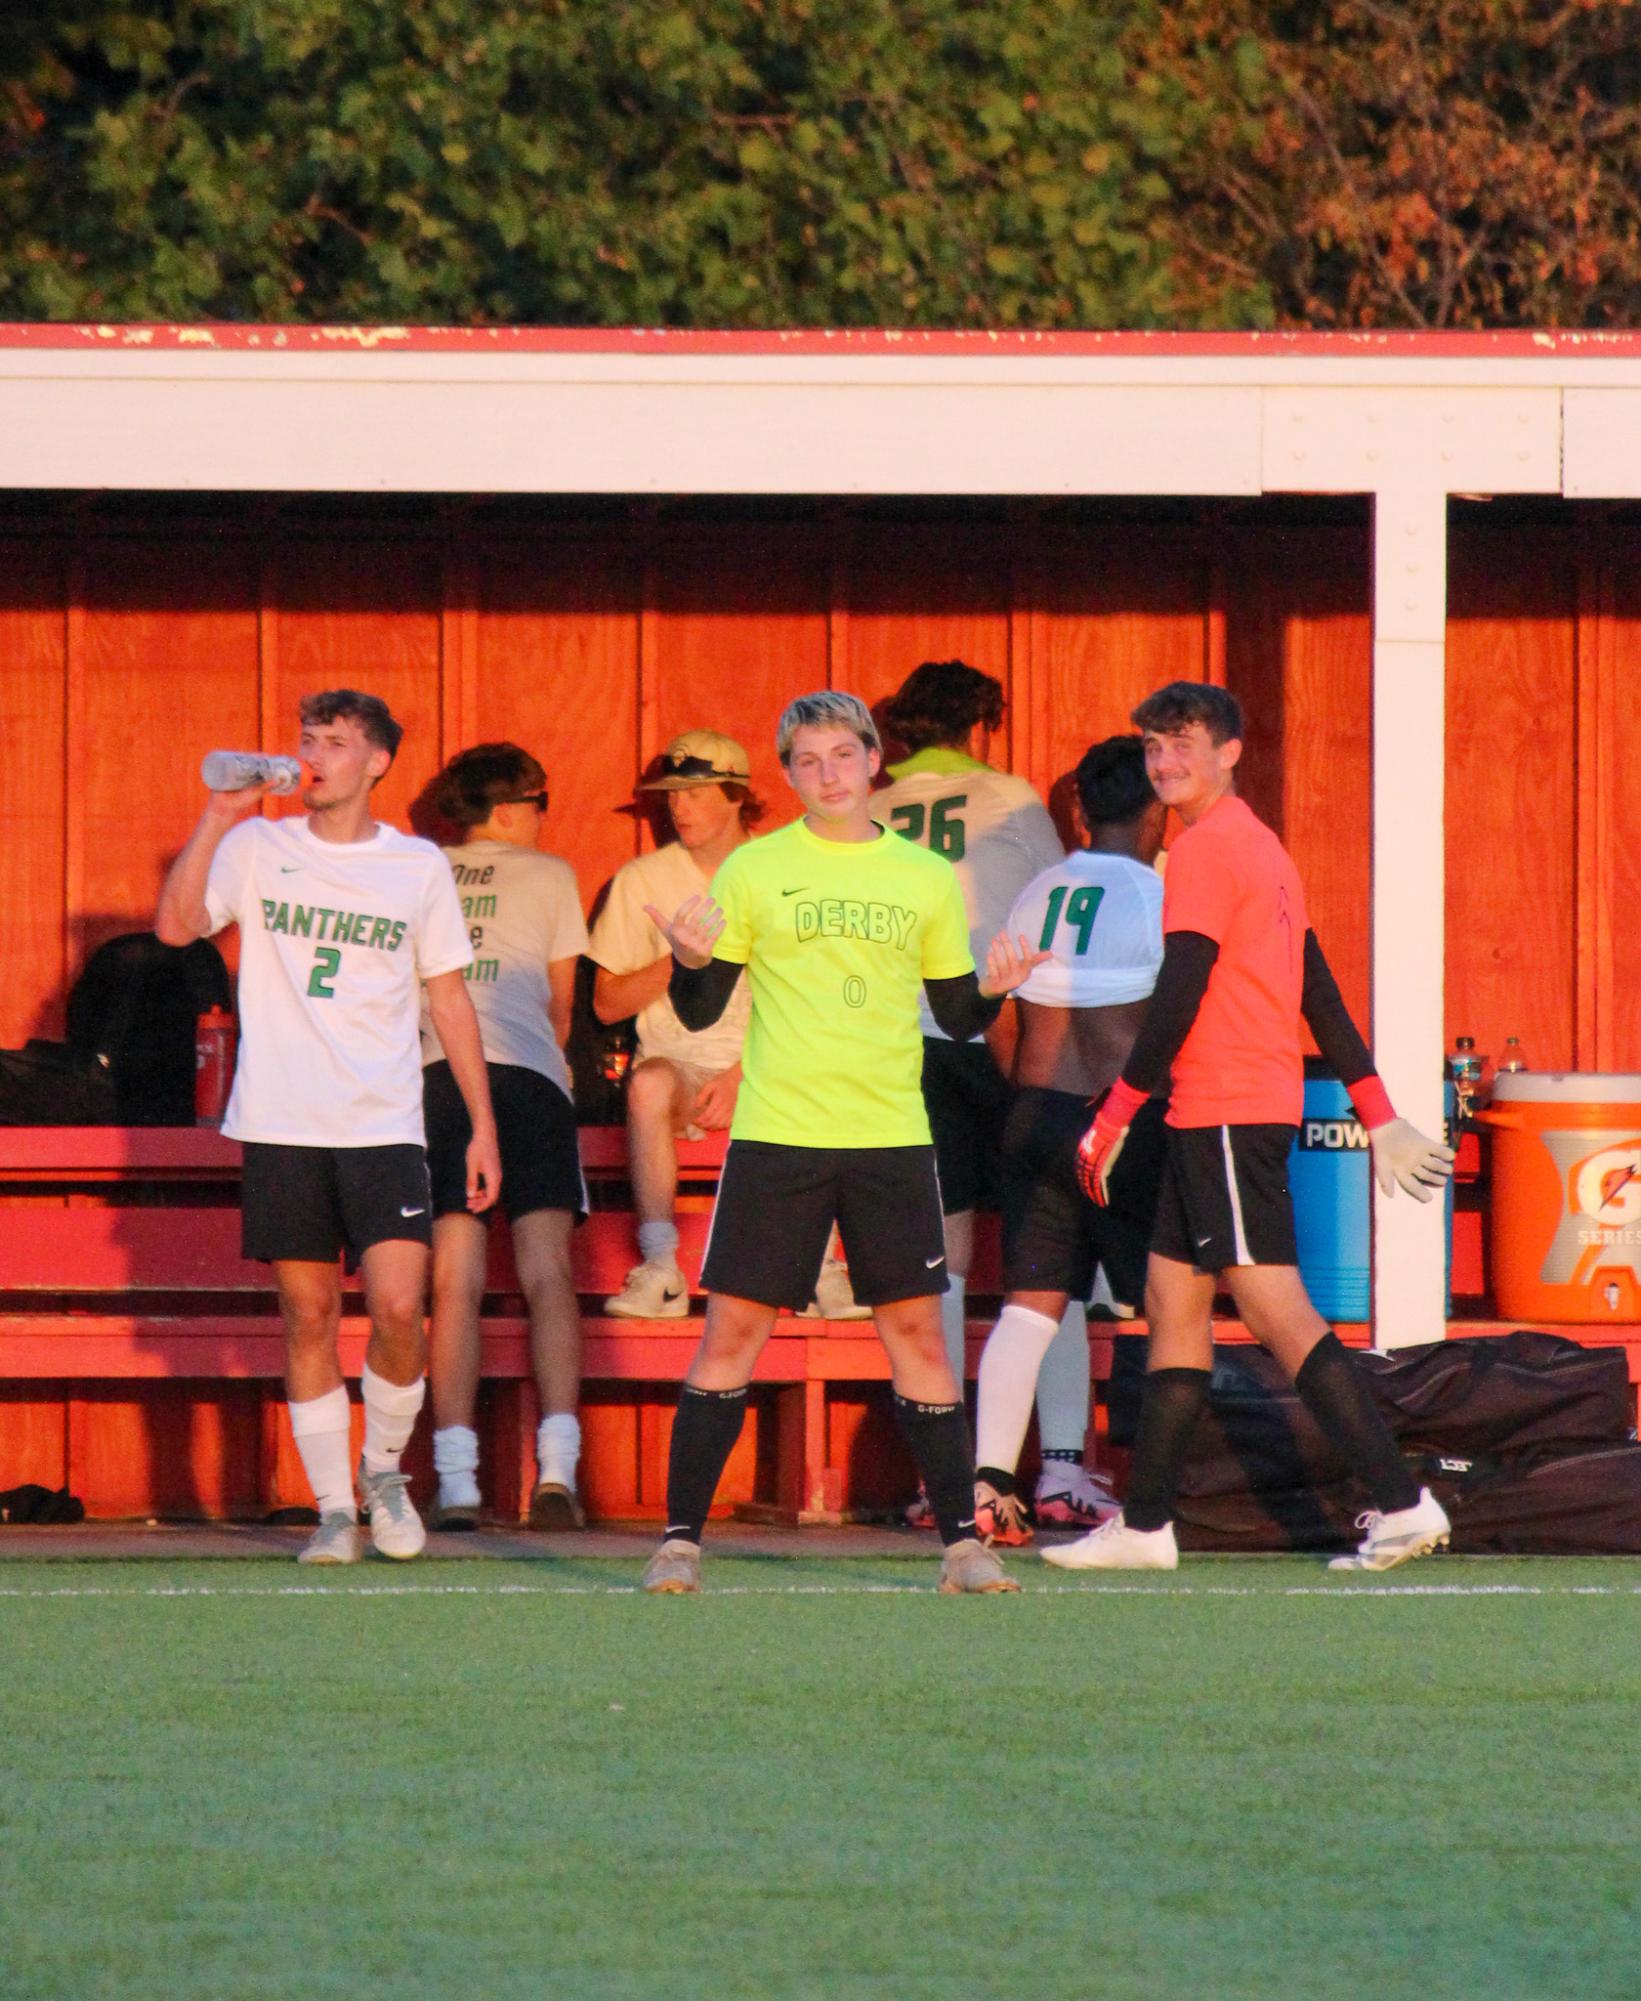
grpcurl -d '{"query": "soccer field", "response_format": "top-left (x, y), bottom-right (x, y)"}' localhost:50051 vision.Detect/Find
top-left (4, 1553), bottom-right (1639, 2001)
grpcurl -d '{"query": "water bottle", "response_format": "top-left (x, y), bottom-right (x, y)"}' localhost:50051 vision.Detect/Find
top-left (1447, 1034), bottom-right (1489, 1125)
top-left (1499, 1036), bottom-right (1528, 1074)
top-left (194, 1006), bottom-right (237, 1126)
top-left (200, 751), bottom-right (303, 795)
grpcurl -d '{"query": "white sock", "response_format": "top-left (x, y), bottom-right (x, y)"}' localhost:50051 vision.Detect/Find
top-left (1036, 1299), bottom-right (1091, 1460)
top-left (537, 1412), bottom-right (582, 1489)
top-left (974, 1303), bottom-right (1060, 1475)
top-left (638, 1220), bottom-right (681, 1267)
top-left (433, 1424), bottom-right (481, 1506)
top-left (289, 1386), bottom-right (356, 1520)
top-left (938, 1274), bottom-right (968, 1385)
top-left (360, 1363), bottom-right (426, 1477)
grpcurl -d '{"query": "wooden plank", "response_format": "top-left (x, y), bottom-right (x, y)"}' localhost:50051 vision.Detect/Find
top-left (1597, 533), bottom-right (1641, 1069)
top-left (0, 541), bottom-right (68, 1044)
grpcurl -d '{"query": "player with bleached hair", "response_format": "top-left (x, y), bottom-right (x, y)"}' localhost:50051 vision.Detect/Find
top-left (640, 690), bottom-right (1047, 1595)
top-left (1048, 682), bottom-right (1455, 1575)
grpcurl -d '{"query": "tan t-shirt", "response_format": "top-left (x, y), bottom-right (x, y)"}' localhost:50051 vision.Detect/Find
top-left (589, 840), bottom-right (750, 1072)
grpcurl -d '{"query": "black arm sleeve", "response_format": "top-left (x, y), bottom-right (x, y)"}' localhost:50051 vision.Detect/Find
top-left (1119, 930), bottom-right (1220, 1095)
top-left (668, 955), bottom-right (742, 1033)
top-left (1300, 928), bottom-right (1375, 1087)
top-left (925, 971), bottom-right (1005, 1044)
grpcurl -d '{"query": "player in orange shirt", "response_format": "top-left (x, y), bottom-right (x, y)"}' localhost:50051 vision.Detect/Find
top-left (1045, 682), bottom-right (1456, 1575)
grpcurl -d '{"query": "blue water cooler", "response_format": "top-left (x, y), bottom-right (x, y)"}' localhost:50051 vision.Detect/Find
top-left (1289, 1062), bottom-right (1453, 1319)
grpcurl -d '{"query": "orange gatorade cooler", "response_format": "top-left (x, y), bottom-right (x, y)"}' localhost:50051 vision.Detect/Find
top-left (1479, 1074), bottom-right (1641, 1323)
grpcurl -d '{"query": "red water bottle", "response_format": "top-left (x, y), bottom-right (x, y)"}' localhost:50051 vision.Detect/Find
top-left (194, 1006), bottom-right (237, 1126)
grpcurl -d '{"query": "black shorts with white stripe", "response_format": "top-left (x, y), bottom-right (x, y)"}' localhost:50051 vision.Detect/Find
top-left (1149, 1123), bottom-right (1299, 1272)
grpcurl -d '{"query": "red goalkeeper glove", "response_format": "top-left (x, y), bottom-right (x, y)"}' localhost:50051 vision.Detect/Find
top-left (1076, 1078), bottom-right (1149, 1208)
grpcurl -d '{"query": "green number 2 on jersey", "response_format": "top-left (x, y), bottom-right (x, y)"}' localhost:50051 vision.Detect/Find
top-left (1039, 884), bottom-right (1105, 955)
top-left (889, 792), bottom-right (967, 861)
top-left (307, 946), bottom-right (341, 999)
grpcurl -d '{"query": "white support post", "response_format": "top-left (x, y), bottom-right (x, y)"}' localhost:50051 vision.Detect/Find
top-left (1370, 484), bottom-right (1450, 1348)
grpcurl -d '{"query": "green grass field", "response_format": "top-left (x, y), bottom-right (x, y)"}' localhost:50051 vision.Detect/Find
top-left (4, 1552), bottom-right (1639, 2001)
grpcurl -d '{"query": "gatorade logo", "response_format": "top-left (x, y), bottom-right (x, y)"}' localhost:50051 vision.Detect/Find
top-left (1298, 1118), bottom-right (1370, 1152)
top-left (1538, 1133), bottom-right (1641, 1284)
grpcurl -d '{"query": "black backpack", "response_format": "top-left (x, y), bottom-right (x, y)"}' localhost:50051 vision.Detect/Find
top-left (63, 931), bottom-right (230, 1124)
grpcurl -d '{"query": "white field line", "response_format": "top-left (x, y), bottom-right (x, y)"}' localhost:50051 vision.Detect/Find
top-left (1, 1579), bottom-right (1640, 1601)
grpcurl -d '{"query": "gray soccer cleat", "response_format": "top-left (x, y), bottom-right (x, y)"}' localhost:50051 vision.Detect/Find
top-left (297, 1512), bottom-right (361, 1566)
top-left (1328, 1487), bottom-right (1451, 1572)
top-left (937, 1537), bottom-right (1021, 1594)
top-left (642, 1537), bottom-right (702, 1593)
top-left (358, 1464), bottom-right (427, 1561)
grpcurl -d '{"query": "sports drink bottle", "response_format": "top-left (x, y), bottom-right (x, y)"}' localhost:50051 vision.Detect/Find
top-left (200, 751), bottom-right (303, 794)
top-left (1498, 1036), bottom-right (1528, 1074)
top-left (194, 1006), bottom-right (237, 1126)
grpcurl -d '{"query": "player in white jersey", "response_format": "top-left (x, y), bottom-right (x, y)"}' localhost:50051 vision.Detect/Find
top-left (875, 659), bottom-right (1091, 1525)
top-left (972, 736), bottom-right (1169, 1545)
top-left (419, 743), bottom-right (592, 1532)
top-left (156, 691), bottom-right (500, 1565)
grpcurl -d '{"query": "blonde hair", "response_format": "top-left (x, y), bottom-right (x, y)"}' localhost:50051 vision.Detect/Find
top-left (776, 690), bottom-right (881, 765)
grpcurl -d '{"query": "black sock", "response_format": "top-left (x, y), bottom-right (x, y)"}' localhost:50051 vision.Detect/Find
top-left (975, 1465), bottom-right (1018, 1497)
top-left (1123, 1367), bottom-right (1211, 1532)
top-left (662, 1384), bottom-right (749, 1545)
top-left (894, 1394), bottom-right (978, 1546)
top-left (1294, 1333), bottom-right (1420, 1514)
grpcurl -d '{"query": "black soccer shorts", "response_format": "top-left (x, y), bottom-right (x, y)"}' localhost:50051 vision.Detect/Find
top-left (240, 1141), bottom-right (433, 1267)
top-left (920, 1035), bottom-right (1010, 1215)
top-left (701, 1140), bottom-right (948, 1310)
top-left (1000, 1087), bottom-right (1166, 1309)
top-left (1149, 1122), bottom-right (1300, 1273)
top-left (423, 1059), bottom-right (587, 1224)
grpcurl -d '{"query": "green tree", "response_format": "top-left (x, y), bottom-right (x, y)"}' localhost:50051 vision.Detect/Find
top-left (0, 0), bottom-right (1258, 326)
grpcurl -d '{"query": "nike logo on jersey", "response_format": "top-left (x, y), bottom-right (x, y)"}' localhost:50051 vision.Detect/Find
top-left (401, 1205), bottom-right (427, 1218)
top-left (280, 866), bottom-right (300, 873)
top-left (781, 887), bottom-right (806, 897)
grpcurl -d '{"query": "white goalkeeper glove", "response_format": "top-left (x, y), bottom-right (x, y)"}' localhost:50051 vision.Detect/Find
top-left (1368, 1117), bottom-right (1456, 1202)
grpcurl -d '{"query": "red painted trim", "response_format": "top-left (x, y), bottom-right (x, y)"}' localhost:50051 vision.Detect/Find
top-left (4, 324), bottom-right (1641, 359)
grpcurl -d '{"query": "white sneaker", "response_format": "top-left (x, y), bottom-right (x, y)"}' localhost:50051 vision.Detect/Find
top-left (1040, 1511), bottom-right (1179, 1571)
top-left (298, 1512), bottom-right (361, 1565)
top-left (643, 1538), bottom-right (702, 1593)
top-left (358, 1464), bottom-right (427, 1561)
top-left (798, 1256), bottom-right (873, 1321)
top-left (1034, 1464), bottom-right (1122, 1529)
top-left (605, 1259), bottom-right (689, 1319)
top-left (1328, 1487), bottom-right (1451, 1572)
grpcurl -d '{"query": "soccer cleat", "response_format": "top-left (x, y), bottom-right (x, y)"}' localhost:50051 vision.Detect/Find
top-left (1034, 1464), bottom-right (1122, 1530)
top-left (642, 1537), bottom-right (702, 1594)
top-left (358, 1464), bottom-right (427, 1561)
top-left (937, 1537), bottom-right (1021, 1594)
top-left (1040, 1512), bottom-right (1179, 1571)
top-left (605, 1259), bottom-right (690, 1319)
top-left (975, 1479), bottom-right (1035, 1548)
top-left (528, 1480), bottom-right (586, 1532)
top-left (297, 1511), bottom-right (361, 1566)
top-left (1328, 1487), bottom-right (1451, 1573)
top-left (798, 1257), bottom-right (873, 1321)
top-left (903, 1485), bottom-right (938, 1530)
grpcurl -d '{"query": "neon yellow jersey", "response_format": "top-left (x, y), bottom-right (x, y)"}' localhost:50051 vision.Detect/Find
top-left (709, 817), bottom-right (974, 1148)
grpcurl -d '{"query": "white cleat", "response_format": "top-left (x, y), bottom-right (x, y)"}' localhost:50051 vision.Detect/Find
top-left (358, 1464), bottom-right (427, 1561)
top-left (605, 1259), bottom-right (689, 1319)
top-left (297, 1512), bottom-right (361, 1565)
top-left (1041, 1511), bottom-right (1179, 1571)
top-left (798, 1256), bottom-right (873, 1321)
top-left (1328, 1487), bottom-right (1451, 1572)
top-left (642, 1537), bottom-right (702, 1593)
top-left (937, 1537), bottom-right (1021, 1594)
top-left (1034, 1464), bottom-right (1122, 1530)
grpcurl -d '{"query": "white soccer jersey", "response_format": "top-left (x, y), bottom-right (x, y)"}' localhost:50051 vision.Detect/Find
top-left (588, 839), bottom-right (751, 1072)
top-left (876, 750), bottom-right (1064, 1039)
top-left (419, 840), bottom-right (590, 1097)
top-left (1007, 850), bottom-right (1164, 1009)
top-left (204, 815), bottom-right (473, 1147)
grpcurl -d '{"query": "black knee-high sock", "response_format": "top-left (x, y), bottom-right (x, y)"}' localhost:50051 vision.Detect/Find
top-left (893, 1394), bottom-right (978, 1547)
top-left (1123, 1367), bottom-right (1211, 1532)
top-left (1294, 1333), bottom-right (1419, 1514)
top-left (663, 1385), bottom-right (749, 1545)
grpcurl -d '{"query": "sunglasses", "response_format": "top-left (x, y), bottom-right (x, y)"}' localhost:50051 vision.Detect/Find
top-left (506, 791), bottom-right (549, 812)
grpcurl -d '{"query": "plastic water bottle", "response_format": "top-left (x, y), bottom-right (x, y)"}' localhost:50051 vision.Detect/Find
top-left (1447, 1035), bottom-right (1490, 1123)
top-left (194, 1006), bottom-right (237, 1126)
top-left (1499, 1036), bottom-right (1528, 1074)
top-left (200, 751), bottom-right (303, 795)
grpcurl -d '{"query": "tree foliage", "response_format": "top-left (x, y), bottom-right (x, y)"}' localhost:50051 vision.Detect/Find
top-left (1, 2), bottom-right (1637, 328)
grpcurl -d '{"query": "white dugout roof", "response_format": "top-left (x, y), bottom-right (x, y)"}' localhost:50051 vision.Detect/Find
top-left (5, 322), bottom-right (1641, 1345)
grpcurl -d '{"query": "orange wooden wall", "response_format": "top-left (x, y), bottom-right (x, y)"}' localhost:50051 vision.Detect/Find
top-left (2, 498), bottom-right (1636, 1072)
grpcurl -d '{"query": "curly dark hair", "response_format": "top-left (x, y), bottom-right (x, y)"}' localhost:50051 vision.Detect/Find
top-left (299, 689), bottom-right (404, 760)
top-left (879, 659), bottom-right (1004, 754)
top-left (1130, 681), bottom-right (1244, 746)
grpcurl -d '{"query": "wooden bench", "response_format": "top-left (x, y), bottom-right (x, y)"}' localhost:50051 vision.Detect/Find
top-left (2, 1125), bottom-right (1636, 1523)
